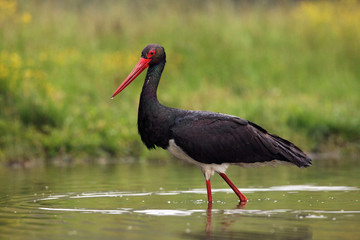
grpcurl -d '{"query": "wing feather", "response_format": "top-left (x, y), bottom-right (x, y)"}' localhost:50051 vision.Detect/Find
top-left (169, 111), bottom-right (311, 167)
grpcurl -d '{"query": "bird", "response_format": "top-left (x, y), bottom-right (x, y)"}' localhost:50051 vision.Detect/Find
top-left (111, 44), bottom-right (312, 204)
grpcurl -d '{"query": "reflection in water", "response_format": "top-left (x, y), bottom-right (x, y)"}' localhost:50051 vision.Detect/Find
top-left (205, 202), bottom-right (247, 239)
top-left (201, 201), bottom-right (312, 240)
top-left (1, 157), bottom-right (359, 240)
top-left (38, 200), bottom-right (315, 239)
top-left (34, 186), bottom-right (360, 239)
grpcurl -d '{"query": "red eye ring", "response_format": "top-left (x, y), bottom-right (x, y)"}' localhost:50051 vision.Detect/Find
top-left (147, 50), bottom-right (156, 58)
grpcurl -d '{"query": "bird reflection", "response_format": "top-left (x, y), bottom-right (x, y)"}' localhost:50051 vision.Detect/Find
top-left (183, 200), bottom-right (312, 240)
top-left (206, 201), bottom-right (247, 238)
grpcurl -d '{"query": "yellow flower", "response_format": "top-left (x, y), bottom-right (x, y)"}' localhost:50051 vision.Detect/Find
top-left (0, 63), bottom-right (9, 78)
top-left (0, 0), bottom-right (17, 22)
top-left (292, 0), bottom-right (360, 38)
top-left (10, 52), bottom-right (22, 69)
top-left (21, 12), bottom-right (31, 24)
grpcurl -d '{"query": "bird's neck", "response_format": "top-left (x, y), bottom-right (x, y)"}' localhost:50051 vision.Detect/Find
top-left (140, 60), bottom-right (165, 105)
top-left (138, 60), bottom-right (171, 149)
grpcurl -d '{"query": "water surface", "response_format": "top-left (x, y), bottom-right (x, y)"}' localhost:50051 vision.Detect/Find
top-left (0, 157), bottom-right (359, 239)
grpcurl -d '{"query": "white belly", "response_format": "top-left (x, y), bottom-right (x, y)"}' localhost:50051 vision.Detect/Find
top-left (167, 139), bottom-right (229, 180)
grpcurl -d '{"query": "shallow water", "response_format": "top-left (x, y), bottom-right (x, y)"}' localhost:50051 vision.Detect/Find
top-left (0, 157), bottom-right (359, 239)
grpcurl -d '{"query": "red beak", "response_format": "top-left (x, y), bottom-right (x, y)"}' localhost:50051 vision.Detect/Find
top-left (111, 57), bottom-right (151, 98)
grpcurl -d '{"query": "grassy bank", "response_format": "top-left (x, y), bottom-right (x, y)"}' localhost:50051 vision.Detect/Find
top-left (0, 0), bottom-right (359, 165)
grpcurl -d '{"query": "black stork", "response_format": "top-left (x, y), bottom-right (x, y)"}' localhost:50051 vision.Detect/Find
top-left (111, 44), bottom-right (312, 204)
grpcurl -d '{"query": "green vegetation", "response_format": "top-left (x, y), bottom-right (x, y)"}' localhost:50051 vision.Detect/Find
top-left (0, 0), bottom-right (359, 165)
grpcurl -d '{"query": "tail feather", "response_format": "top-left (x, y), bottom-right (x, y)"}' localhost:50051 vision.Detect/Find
top-left (270, 134), bottom-right (312, 168)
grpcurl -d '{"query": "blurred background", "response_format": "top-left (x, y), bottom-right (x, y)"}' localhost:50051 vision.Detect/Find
top-left (1, 0), bottom-right (359, 166)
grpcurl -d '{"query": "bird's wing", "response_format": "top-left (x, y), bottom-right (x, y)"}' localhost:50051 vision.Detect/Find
top-left (169, 111), bottom-right (284, 165)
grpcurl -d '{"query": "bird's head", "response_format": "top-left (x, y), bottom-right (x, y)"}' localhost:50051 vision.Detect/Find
top-left (141, 44), bottom-right (166, 66)
top-left (111, 44), bottom-right (165, 98)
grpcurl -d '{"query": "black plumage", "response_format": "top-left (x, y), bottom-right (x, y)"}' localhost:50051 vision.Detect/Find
top-left (112, 44), bottom-right (312, 203)
top-left (170, 111), bottom-right (311, 167)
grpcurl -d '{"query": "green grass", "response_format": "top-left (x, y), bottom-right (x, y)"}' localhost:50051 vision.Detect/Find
top-left (0, 0), bottom-right (359, 164)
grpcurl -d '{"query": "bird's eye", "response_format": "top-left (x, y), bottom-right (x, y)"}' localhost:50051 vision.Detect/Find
top-left (147, 50), bottom-right (156, 58)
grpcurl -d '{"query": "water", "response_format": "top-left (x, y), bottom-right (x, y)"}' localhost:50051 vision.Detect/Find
top-left (0, 157), bottom-right (359, 239)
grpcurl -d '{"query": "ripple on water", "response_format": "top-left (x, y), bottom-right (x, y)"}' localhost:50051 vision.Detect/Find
top-left (32, 185), bottom-right (360, 218)
top-left (36, 184), bottom-right (359, 202)
top-left (37, 206), bottom-right (360, 218)
top-left (1, 184), bottom-right (359, 240)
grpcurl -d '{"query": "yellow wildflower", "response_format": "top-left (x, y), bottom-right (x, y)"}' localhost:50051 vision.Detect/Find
top-left (293, 0), bottom-right (360, 38)
top-left (0, 63), bottom-right (9, 78)
top-left (21, 12), bottom-right (32, 24)
top-left (9, 52), bottom-right (22, 69)
top-left (0, 0), bottom-right (17, 17)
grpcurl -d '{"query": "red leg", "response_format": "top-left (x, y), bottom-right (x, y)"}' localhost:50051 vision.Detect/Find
top-left (219, 173), bottom-right (247, 203)
top-left (206, 201), bottom-right (212, 236)
top-left (206, 179), bottom-right (212, 203)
